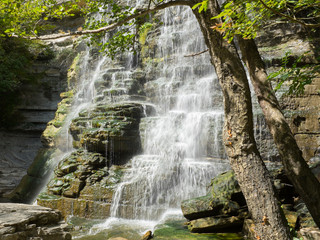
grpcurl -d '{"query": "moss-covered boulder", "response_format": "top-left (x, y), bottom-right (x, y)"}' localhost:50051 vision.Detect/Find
top-left (37, 149), bottom-right (126, 218)
top-left (153, 219), bottom-right (243, 240)
top-left (188, 214), bottom-right (246, 233)
top-left (46, 150), bottom-right (108, 197)
top-left (182, 171), bottom-right (247, 233)
top-left (69, 102), bottom-right (155, 165)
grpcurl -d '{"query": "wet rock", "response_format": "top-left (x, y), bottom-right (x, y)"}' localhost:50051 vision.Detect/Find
top-left (298, 227), bottom-right (320, 240)
top-left (210, 171), bottom-right (244, 204)
top-left (182, 171), bottom-right (246, 220)
top-left (41, 90), bottom-right (74, 148)
top-left (286, 211), bottom-right (299, 229)
top-left (0, 203), bottom-right (71, 240)
top-left (38, 161), bottom-right (125, 219)
top-left (182, 171), bottom-right (247, 233)
top-left (141, 230), bottom-right (153, 240)
top-left (182, 169), bottom-right (308, 234)
top-left (188, 213), bottom-right (246, 233)
top-left (181, 195), bottom-right (216, 221)
top-left (46, 150), bottom-right (108, 198)
top-left (294, 201), bottom-right (317, 229)
top-left (69, 102), bottom-right (155, 165)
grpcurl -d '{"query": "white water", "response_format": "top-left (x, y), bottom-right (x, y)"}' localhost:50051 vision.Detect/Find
top-left (31, 51), bottom-right (109, 203)
top-left (34, 3), bottom-right (232, 237)
top-left (91, 6), bottom-right (229, 234)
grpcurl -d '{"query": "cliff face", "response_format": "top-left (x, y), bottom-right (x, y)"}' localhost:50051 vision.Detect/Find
top-left (257, 23), bottom-right (320, 161)
top-left (0, 17), bottom-right (84, 198)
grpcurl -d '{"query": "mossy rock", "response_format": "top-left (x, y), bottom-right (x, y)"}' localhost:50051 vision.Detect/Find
top-left (47, 150), bottom-right (109, 196)
top-left (211, 171), bottom-right (242, 201)
top-left (41, 90), bottom-right (73, 147)
top-left (37, 197), bottom-right (111, 219)
top-left (69, 102), bottom-right (148, 164)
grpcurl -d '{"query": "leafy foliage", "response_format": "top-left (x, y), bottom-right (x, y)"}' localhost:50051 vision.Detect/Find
top-left (0, 0), bottom-right (81, 37)
top-left (207, 0), bottom-right (320, 42)
top-left (268, 51), bottom-right (320, 95)
top-left (192, 0), bottom-right (320, 94)
top-left (80, 0), bottom-right (147, 58)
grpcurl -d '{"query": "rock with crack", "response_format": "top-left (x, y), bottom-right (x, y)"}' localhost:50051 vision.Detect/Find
top-left (0, 203), bottom-right (71, 240)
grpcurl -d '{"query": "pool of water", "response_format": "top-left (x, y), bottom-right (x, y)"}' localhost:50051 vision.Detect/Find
top-left (69, 213), bottom-right (244, 240)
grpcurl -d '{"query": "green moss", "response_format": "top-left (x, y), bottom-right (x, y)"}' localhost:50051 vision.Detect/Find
top-left (60, 90), bottom-right (74, 99)
top-left (139, 22), bottom-right (153, 45)
top-left (68, 53), bottom-right (82, 88)
top-left (154, 220), bottom-right (243, 240)
top-left (37, 192), bottom-right (61, 200)
top-left (211, 171), bottom-right (240, 200)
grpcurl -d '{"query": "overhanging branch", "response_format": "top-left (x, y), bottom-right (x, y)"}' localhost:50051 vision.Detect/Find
top-left (28, 0), bottom-right (192, 40)
top-left (184, 49), bottom-right (208, 57)
top-left (258, 0), bottom-right (320, 28)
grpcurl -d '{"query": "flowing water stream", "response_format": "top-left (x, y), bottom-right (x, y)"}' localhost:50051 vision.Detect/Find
top-left (76, 5), bottom-right (231, 237)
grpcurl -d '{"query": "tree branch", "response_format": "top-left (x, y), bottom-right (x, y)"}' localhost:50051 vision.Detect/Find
top-left (184, 49), bottom-right (208, 57)
top-left (28, 0), bottom-right (192, 40)
top-left (257, 0), bottom-right (320, 28)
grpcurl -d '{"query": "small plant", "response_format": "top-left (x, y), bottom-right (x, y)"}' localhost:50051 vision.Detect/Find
top-left (268, 50), bottom-right (320, 96)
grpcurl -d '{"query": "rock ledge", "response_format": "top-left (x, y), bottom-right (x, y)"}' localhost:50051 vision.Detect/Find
top-left (0, 203), bottom-right (71, 240)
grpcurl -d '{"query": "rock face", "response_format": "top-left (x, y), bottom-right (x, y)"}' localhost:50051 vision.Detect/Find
top-left (281, 76), bottom-right (320, 161)
top-left (0, 35), bottom-right (80, 198)
top-left (257, 23), bottom-right (320, 162)
top-left (0, 203), bottom-right (71, 240)
top-left (37, 150), bottom-right (124, 219)
top-left (69, 102), bottom-right (152, 164)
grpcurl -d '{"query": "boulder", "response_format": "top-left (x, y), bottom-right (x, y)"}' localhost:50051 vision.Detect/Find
top-left (141, 230), bottom-right (153, 240)
top-left (69, 102), bottom-right (155, 165)
top-left (298, 227), bottom-right (320, 240)
top-left (188, 214), bottom-right (246, 233)
top-left (47, 150), bottom-right (108, 197)
top-left (0, 203), bottom-right (71, 240)
top-left (182, 171), bottom-right (248, 233)
top-left (182, 168), bottom-right (311, 234)
top-left (37, 154), bottom-right (125, 219)
top-left (181, 195), bottom-right (216, 221)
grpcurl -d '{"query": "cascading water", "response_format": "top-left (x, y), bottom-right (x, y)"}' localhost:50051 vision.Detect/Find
top-left (32, 51), bottom-right (108, 203)
top-left (33, 2), bottom-right (277, 239)
top-left (90, 5), bottom-right (229, 233)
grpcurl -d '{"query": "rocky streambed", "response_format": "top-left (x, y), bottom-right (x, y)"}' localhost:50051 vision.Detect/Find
top-left (0, 203), bottom-right (71, 240)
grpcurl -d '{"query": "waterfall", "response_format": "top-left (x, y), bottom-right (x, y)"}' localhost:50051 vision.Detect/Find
top-left (32, 51), bottom-right (108, 203)
top-left (32, 1), bottom-right (279, 237)
top-left (91, 5), bottom-right (229, 231)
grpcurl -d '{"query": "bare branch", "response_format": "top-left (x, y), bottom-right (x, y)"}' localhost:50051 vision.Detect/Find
top-left (257, 0), bottom-right (320, 28)
top-left (28, 0), bottom-right (192, 40)
top-left (184, 49), bottom-right (208, 57)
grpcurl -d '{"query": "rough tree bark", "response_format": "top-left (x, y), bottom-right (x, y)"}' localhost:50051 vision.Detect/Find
top-left (192, 0), bottom-right (291, 239)
top-left (238, 37), bottom-right (320, 228)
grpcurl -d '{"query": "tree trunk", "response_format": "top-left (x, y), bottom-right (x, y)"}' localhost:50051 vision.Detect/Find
top-left (191, 0), bottom-right (291, 239)
top-left (238, 37), bottom-right (320, 228)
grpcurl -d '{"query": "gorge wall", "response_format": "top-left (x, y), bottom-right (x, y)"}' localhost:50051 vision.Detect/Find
top-left (0, 16), bottom-right (84, 199)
